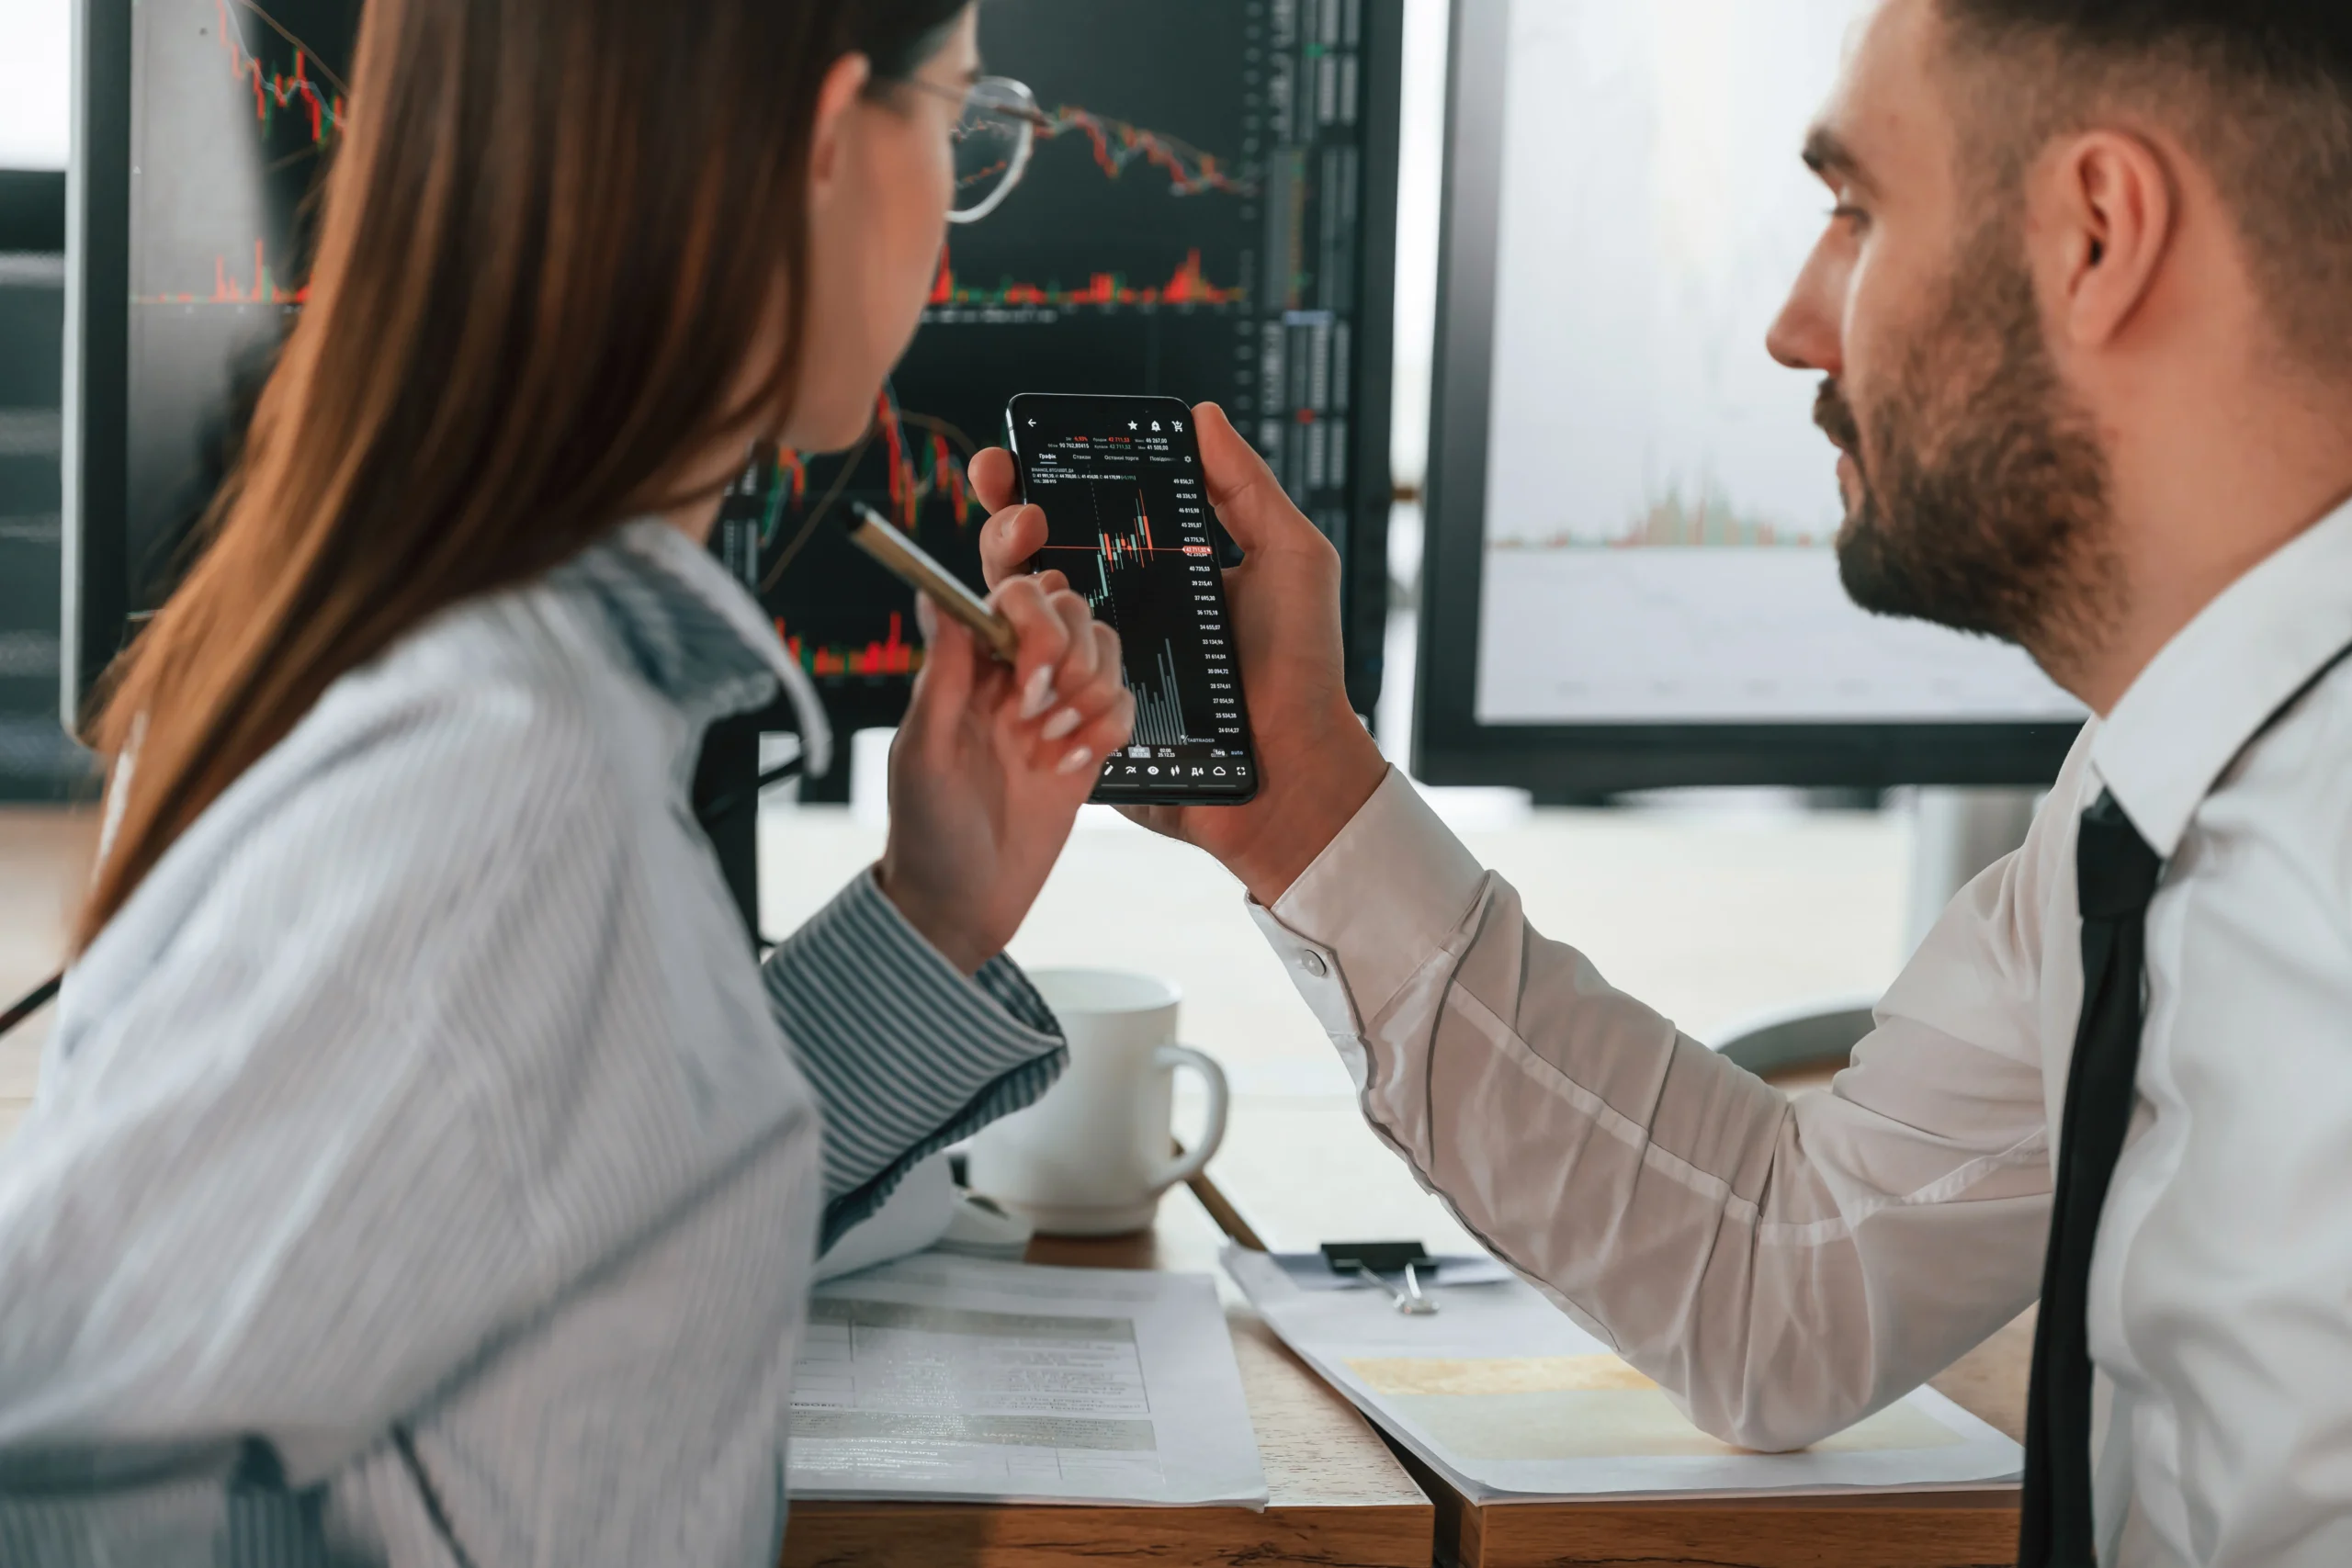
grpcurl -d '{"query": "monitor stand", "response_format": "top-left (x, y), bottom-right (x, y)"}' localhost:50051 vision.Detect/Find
top-left (692, 710), bottom-right (763, 951)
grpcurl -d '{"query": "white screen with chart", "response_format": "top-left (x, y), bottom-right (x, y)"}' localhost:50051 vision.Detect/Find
top-left (1473, 0), bottom-right (2083, 727)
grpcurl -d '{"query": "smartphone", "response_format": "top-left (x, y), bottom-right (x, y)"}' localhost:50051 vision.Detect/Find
top-left (1005, 393), bottom-right (1259, 806)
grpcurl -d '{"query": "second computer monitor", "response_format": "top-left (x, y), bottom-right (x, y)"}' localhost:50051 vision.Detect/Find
top-left (1417, 0), bottom-right (2082, 793)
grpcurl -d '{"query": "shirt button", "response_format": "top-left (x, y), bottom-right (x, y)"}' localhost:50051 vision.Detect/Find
top-left (1299, 952), bottom-right (1329, 979)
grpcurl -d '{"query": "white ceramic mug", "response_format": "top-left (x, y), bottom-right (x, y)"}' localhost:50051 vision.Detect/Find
top-left (966, 969), bottom-right (1230, 1236)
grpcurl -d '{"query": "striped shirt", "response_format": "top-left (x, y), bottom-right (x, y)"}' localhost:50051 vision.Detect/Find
top-left (0, 520), bottom-right (1067, 1565)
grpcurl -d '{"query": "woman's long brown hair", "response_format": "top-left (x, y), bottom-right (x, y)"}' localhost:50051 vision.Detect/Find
top-left (77, 0), bottom-right (967, 952)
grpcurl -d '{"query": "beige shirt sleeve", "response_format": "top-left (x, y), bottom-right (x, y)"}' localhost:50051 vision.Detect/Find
top-left (1250, 763), bottom-right (2082, 1450)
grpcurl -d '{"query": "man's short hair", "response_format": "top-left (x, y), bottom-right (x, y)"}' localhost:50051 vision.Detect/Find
top-left (1938, 1), bottom-right (2352, 368)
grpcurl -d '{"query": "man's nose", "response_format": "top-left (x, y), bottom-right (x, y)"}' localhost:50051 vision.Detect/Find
top-left (1768, 236), bottom-right (1846, 375)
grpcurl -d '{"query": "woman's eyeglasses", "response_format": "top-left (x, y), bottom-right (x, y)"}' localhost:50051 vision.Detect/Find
top-left (902, 74), bottom-right (1051, 225)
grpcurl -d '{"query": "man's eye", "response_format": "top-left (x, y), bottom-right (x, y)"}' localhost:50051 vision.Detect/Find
top-left (1830, 204), bottom-right (1871, 231)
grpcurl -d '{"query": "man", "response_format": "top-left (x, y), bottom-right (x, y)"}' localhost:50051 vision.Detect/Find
top-left (971, 2), bottom-right (2352, 1562)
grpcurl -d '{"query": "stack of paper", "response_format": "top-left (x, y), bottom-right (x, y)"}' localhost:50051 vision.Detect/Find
top-left (788, 1254), bottom-right (1268, 1507)
top-left (1225, 1247), bottom-right (2021, 1502)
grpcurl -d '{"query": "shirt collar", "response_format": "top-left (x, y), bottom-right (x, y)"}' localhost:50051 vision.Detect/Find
top-left (2093, 496), bottom-right (2352, 856)
top-left (556, 519), bottom-right (833, 774)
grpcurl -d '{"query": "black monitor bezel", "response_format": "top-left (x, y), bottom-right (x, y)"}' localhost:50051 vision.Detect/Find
top-left (63, 0), bottom-right (133, 730)
top-left (1340, 0), bottom-right (1404, 720)
top-left (1410, 0), bottom-right (2081, 795)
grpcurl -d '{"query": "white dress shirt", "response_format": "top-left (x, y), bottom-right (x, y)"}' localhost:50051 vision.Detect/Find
top-left (1252, 499), bottom-right (2352, 1567)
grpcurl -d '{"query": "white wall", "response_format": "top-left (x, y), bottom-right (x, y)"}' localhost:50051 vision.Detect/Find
top-left (0, 0), bottom-right (71, 171)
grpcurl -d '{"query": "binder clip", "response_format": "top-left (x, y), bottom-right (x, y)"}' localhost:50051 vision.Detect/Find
top-left (1322, 1240), bottom-right (1440, 1315)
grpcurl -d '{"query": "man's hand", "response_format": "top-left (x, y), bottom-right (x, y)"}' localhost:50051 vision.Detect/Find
top-left (878, 579), bottom-right (1135, 975)
top-left (967, 402), bottom-right (1387, 906)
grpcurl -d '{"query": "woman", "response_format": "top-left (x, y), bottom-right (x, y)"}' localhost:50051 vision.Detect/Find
top-left (0, 1), bottom-right (1132, 1562)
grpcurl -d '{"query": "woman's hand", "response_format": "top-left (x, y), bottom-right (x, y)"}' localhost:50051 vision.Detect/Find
top-left (967, 402), bottom-right (1388, 906)
top-left (876, 578), bottom-right (1135, 975)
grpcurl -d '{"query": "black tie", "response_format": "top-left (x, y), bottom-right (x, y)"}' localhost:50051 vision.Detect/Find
top-left (2018, 790), bottom-right (2165, 1568)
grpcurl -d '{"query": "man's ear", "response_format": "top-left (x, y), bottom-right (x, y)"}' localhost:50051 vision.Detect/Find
top-left (808, 52), bottom-right (874, 206)
top-left (2041, 129), bottom-right (2177, 349)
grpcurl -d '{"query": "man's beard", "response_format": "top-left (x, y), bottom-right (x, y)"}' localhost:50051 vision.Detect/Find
top-left (1821, 224), bottom-right (2120, 670)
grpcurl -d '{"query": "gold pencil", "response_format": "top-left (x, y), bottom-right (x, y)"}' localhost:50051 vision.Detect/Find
top-left (843, 502), bottom-right (1019, 664)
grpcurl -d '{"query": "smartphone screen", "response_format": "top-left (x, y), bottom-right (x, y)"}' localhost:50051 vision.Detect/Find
top-left (1006, 393), bottom-right (1259, 805)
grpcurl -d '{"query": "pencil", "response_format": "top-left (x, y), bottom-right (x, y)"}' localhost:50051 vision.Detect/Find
top-left (843, 502), bottom-right (1020, 664)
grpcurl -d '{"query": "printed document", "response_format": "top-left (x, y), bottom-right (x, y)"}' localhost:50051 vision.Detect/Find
top-left (787, 1254), bottom-right (1267, 1507)
top-left (1227, 1247), bottom-right (2020, 1501)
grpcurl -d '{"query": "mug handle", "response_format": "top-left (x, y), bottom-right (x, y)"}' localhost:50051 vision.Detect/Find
top-left (1149, 1043), bottom-right (1230, 1191)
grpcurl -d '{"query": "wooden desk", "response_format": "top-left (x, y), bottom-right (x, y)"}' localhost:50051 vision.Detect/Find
top-left (0, 809), bottom-right (97, 1146)
top-left (1203, 1096), bottom-right (2033, 1568)
top-left (781, 1180), bottom-right (1436, 1568)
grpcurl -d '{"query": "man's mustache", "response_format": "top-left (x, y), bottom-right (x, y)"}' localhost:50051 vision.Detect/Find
top-left (1814, 378), bottom-right (1861, 456)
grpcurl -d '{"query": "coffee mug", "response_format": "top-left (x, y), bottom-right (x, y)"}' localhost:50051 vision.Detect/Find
top-left (967, 969), bottom-right (1230, 1236)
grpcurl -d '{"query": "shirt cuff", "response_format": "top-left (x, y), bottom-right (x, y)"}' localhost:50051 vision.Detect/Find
top-left (1250, 768), bottom-right (1489, 1035)
top-left (762, 870), bottom-right (1067, 1249)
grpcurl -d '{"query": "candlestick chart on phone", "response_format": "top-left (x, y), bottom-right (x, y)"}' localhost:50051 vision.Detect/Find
top-left (1026, 474), bottom-right (1227, 752)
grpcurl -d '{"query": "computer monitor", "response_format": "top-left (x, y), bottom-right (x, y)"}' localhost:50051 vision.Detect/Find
top-left (1414, 0), bottom-right (2085, 795)
top-left (762, 0), bottom-right (1401, 750)
top-left (63, 0), bottom-right (359, 727)
top-left (65, 0), bottom-right (1404, 753)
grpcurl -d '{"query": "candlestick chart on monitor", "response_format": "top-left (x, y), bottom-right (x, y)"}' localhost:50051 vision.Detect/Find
top-left (762, 388), bottom-right (989, 698)
top-left (760, 0), bottom-right (1385, 746)
top-left (133, 0), bottom-right (345, 309)
top-left (108, 0), bottom-right (1392, 767)
top-left (124, 0), bottom-right (358, 606)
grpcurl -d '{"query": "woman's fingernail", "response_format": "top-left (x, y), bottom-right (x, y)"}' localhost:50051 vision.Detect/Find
top-left (1020, 666), bottom-right (1057, 719)
top-left (1041, 706), bottom-right (1082, 740)
top-left (1057, 746), bottom-right (1094, 775)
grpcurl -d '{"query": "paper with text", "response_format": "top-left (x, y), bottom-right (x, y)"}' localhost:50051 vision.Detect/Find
top-left (788, 1255), bottom-right (1267, 1507)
